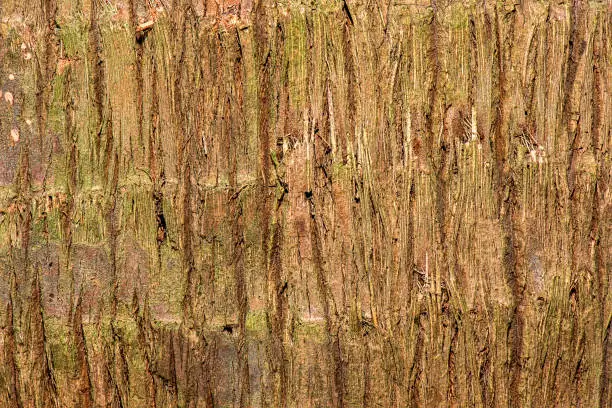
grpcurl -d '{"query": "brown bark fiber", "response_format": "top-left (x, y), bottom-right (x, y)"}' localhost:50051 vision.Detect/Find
top-left (0, 1), bottom-right (609, 407)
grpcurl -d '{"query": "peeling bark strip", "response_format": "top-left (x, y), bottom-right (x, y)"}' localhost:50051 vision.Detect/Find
top-left (564, 0), bottom-right (588, 274)
top-left (253, 3), bottom-right (279, 404)
top-left (305, 12), bottom-right (346, 406)
top-left (229, 28), bottom-right (250, 408)
top-left (107, 148), bottom-right (120, 321)
top-left (309, 194), bottom-right (346, 408)
top-left (180, 159), bottom-right (195, 321)
top-left (447, 318), bottom-right (459, 407)
top-left (128, 0), bottom-right (146, 157)
top-left (133, 295), bottom-right (157, 408)
top-left (73, 295), bottom-right (93, 408)
top-left (479, 334), bottom-right (492, 408)
top-left (104, 140), bottom-right (128, 408)
top-left (563, 0), bottom-right (587, 186)
top-left (170, 4), bottom-right (197, 324)
top-left (34, 0), bottom-right (58, 149)
top-left (425, 2), bottom-right (440, 166)
top-left (405, 178), bottom-right (416, 301)
top-left (409, 308), bottom-right (426, 408)
top-left (254, 0), bottom-right (273, 282)
top-left (89, 0), bottom-right (106, 162)
top-left (149, 53), bottom-right (167, 288)
top-left (493, 4), bottom-right (526, 407)
top-left (3, 291), bottom-right (23, 408)
top-left (231, 199), bottom-right (250, 407)
top-left (28, 270), bottom-right (59, 408)
top-left (102, 106), bottom-right (115, 187)
top-left (267, 202), bottom-right (288, 407)
top-left (343, 9), bottom-right (356, 160)
top-left (63, 68), bottom-right (77, 324)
